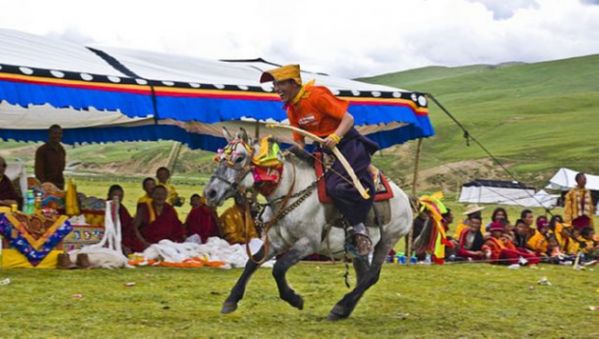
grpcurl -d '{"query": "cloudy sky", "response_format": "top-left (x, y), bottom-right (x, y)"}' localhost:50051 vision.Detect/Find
top-left (1, 0), bottom-right (598, 77)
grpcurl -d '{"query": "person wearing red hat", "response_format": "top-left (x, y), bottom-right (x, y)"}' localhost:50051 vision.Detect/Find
top-left (260, 64), bottom-right (379, 256)
top-left (482, 221), bottom-right (540, 265)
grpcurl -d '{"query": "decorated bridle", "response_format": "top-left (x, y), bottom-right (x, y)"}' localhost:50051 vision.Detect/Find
top-left (211, 138), bottom-right (255, 192)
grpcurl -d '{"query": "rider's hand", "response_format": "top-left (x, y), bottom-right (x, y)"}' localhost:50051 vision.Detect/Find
top-left (323, 133), bottom-right (341, 149)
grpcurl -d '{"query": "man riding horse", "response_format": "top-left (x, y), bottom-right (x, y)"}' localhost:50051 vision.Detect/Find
top-left (260, 64), bottom-right (379, 256)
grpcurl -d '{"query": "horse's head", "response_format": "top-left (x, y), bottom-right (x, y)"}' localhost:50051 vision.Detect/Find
top-left (204, 127), bottom-right (256, 207)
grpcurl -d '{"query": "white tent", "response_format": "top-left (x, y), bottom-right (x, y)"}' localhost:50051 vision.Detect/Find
top-left (545, 168), bottom-right (599, 191)
top-left (459, 179), bottom-right (558, 208)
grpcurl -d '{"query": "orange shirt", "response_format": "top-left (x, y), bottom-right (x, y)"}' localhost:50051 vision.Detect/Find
top-left (286, 85), bottom-right (349, 143)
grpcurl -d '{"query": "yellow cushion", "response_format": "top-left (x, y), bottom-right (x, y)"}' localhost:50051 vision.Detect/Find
top-left (1, 249), bottom-right (63, 269)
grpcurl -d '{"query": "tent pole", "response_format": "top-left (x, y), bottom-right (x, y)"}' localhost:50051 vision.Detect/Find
top-left (166, 141), bottom-right (183, 174)
top-left (254, 121), bottom-right (260, 140)
top-left (406, 138), bottom-right (423, 265)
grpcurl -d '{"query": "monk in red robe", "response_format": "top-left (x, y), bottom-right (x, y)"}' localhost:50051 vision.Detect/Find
top-left (132, 185), bottom-right (184, 250)
top-left (106, 184), bottom-right (144, 253)
top-left (482, 221), bottom-right (540, 265)
top-left (185, 194), bottom-right (219, 243)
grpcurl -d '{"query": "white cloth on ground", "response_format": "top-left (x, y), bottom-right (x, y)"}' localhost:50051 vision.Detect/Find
top-left (139, 237), bottom-right (274, 269)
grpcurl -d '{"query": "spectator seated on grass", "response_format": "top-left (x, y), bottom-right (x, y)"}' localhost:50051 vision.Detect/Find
top-left (513, 218), bottom-right (543, 261)
top-left (0, 156), bottom-right (21, 210)
top-left (486, 207), bottom-right (510, 233)
top-left (549, 215), bottom-right (581, 256)
top-left (527, 217), bottom-right (550, 258)
top-left (456, 215), bottom-right (485, 261)
top-left (106, 184), bottom-right (139, 254)
top-left (137, 177), bottom-right (156, 207)
top-left (578, 227), bottom-right (599, 261)
top-left (482, 221), bottom-right (539, 265)
top-left (132, 185), bottom-right (184, 251)
top-left (156, 167), bottom-right (184, 207)
top-left (453, 204), bottom-right (484, 239)
top-left (218, 194), bottom-right (257, 245)
top-left (185, 193), bottom-right (220, 244)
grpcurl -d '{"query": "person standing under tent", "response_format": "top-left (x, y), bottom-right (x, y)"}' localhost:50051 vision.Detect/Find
top-left (259, 64), bottom-right (379, 256)
top-left (34, 124), bottom-right (66, 189)
top-left (564, 172), bottom-right (595, 231)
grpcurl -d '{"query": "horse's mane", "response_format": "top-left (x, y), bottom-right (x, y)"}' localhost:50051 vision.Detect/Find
top-left (284, 145), bottom-right (314, 168)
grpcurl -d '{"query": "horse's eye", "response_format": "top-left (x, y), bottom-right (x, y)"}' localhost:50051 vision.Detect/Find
top-left (235, 155), bottom-right (245, 163)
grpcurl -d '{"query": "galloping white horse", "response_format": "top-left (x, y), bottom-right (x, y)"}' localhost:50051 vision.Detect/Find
top-left (204, 128), bottom-right (413, 320)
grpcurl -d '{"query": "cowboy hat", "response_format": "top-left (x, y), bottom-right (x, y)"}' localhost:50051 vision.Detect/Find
top-left (462, 204), bottom-right (485, 216)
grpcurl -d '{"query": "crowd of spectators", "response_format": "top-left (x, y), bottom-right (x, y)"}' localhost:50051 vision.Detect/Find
top-left (0, 125), bottom-right (259, 256)
top-left (413, 173), bottom-right (598, 266)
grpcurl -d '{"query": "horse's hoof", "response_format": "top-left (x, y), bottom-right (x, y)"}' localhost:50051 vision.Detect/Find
top-left (292, 295), bottom-right (304, 310)
top-left (284, 293), bottom-right (304, 310)
top-left (326, 311), bottom-right (347, 321)
top-left (327, 305), bottom-right (349, 321)
top-left (221, 301), bottom-right (238, 314)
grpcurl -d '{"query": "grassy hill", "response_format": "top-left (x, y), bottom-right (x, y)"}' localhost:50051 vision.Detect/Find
top-left (361, 54), bottom-right (599, 190)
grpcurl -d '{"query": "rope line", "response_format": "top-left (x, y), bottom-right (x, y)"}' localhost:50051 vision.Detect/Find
top-left (426, 93), bottom-right (554, 215)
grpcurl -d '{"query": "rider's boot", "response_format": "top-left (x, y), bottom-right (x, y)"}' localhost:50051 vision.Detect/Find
top-left (352, 222), bottom-right (372, 256)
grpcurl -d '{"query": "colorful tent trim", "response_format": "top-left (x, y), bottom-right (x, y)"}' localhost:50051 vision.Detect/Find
top-left (0, 29), bottom-right (435, 151)
top-left (0, 64), bottom-right (154, 118)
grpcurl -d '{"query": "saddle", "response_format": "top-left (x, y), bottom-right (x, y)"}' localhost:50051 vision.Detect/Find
top-left (313, 152), bottom-right (394, 227)
top-left (313, 152), bottom-right (394, 204)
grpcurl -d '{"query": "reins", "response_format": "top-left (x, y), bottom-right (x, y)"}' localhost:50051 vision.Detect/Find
top-left (215, 138), bottom-right (328, 265)
top-left (244, 161), bottom-right (296, 264)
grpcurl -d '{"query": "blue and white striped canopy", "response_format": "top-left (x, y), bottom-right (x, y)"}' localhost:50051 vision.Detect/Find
top-left (0, 29), bottom-right (434, 151)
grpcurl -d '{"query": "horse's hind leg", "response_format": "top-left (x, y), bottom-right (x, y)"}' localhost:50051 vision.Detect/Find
top-left (327, 239), bottom-right (392, 320)
top-left (272, 237), bottom-right (314, 310)
top-left (221, 246), bottom-right (274, 314)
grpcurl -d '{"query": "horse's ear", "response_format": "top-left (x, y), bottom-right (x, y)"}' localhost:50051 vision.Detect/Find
top-left (237, 127), bottom-right (249, 144)
top-left (222, 127), bottom-right (234, 142)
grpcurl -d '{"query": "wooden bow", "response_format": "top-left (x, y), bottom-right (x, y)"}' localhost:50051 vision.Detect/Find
top-left (266, 123), bottom-right (370, 199)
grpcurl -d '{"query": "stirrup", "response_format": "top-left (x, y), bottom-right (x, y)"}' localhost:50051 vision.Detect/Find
top-left (354, 233), bottom-right (372, 256)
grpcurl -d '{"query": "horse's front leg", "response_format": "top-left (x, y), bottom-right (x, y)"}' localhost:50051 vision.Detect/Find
top-left (327, 238), bottom-right (393, 320)
top-left (221, 245), bottom-right (274, 314)
top-left (272, 237), bottom-right (315, 310)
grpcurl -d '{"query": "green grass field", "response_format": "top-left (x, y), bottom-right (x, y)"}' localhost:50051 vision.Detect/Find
top-left (0, 264), bottom-right (597, 337)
